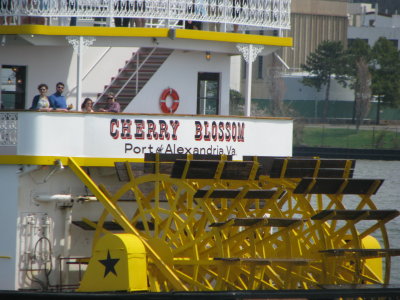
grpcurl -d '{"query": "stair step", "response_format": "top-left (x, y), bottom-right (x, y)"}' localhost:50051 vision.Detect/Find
top-left (117, 69), bottom-right (156, 73)
top-left (97, 47), bottom-right (173, 110)
top-left (111, 77), bottom-right (152, 82)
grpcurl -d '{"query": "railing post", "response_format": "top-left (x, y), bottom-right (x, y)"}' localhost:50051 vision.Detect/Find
top-left (167, 0), bottom-right (171, 28)
top-left (136, 51), bottom-right (139, 94)
top-left (77, 36), bottom-right (83, 111)
top-left (223, 0), bottom-right (227, 32)
top-left (237, 43), bottom-right (264, 117)
top-left (66, 36), bottom-right (95, 110)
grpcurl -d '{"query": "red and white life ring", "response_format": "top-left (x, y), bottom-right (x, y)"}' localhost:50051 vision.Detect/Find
top-left (160, 88), bottom-right (180, 113)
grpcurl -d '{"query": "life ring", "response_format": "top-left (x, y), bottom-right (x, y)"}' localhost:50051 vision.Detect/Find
top-left (160, 88), bottom-right (180, 113)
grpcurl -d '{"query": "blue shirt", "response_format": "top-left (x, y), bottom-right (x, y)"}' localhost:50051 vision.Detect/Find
top-left (49, 92), bottom-right (67, 109)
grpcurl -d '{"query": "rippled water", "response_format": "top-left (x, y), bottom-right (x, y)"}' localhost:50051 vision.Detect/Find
top-left (352, 160), bottom-right (400, 284)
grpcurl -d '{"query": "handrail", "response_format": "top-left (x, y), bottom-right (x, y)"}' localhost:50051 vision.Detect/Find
top-left (0, 0), bottom-right (291, 31)
top-left (114, 47), bottom-right (157, 99)
top-left (94, 47), bottom-right (157, 105)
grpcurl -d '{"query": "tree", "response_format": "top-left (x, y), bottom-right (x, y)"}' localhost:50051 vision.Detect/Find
top-left (346, 39), bottom-right (372, 129)
top-left (370, 37), bottom-right (400, 124)
top-left (268, 54), bottom-right (286, 117)
top-left (229, 89), bottom-right (269, 117)
top-left (229, 89), bottom-right (244, 116)
top-left (301, 41), bottom-right (347, 122)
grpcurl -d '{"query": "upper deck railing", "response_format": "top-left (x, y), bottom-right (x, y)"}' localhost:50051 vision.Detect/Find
top-left (0, 0), bottom-right (290, 31)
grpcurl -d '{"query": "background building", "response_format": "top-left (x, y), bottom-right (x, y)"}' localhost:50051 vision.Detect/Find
top-left (350, 0), bottom-right (400, 15)
top-left (236, 0), bottom-right (400, 122)
top-left (348, 3), bottom-right (400, 50)
top-left (238, 0), bottom-right (351, 111)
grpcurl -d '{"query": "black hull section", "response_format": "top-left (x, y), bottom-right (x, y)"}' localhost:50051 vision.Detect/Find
top-left (3, 287), bottom-right (400, 300)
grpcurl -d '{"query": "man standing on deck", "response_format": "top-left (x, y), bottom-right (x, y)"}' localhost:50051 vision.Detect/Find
top-left (49, 82), bottom-right (68, 111)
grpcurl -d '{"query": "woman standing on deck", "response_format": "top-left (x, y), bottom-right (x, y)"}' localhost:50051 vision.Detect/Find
top-left (81, 98), bottom-right (94, 112)
top-left (29, 84), bottom-right (53, 111)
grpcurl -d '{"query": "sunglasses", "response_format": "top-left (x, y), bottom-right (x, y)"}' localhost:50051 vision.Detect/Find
top-left (107, 97), bottom-right (114, 100)
top-left (57, 86), bottom-right (64, 89)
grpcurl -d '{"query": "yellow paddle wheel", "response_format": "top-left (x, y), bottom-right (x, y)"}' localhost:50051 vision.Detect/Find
top-left (69, 154), bottom-right (400, 292)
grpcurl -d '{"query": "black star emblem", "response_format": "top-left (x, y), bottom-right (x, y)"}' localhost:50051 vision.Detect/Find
top-left (99, 250), bottom-right (119, 277)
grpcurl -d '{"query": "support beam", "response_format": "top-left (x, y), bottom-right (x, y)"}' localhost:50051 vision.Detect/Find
top-left (67, 157), bottom-right (188, 291)
top-left (236, 44), bottom-right (264, 117)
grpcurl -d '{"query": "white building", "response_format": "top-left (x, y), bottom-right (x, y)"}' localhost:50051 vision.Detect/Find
top-left (348, 3), bottom-right (400, 49)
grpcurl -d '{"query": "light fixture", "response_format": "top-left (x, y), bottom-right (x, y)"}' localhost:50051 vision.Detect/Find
top-left (55, 159), bottom-right (64, 171)
top-left (168, 29), bottom-right (176, 40)
top-left (205, 51), bottom-right (211, 61)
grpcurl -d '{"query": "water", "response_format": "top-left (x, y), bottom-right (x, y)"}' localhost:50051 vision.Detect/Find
top-left (352, 160), bottom-right (400, 284)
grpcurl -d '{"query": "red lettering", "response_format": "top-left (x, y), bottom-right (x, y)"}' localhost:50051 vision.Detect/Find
top-left (147, 120), bottom-right (158, 140)
top-left (211, 121), bottom-right (218, 141)
top-left (159, 120), bottom-right (170, 140)
top-left (110, 119), bottom-right (119, 139)
top-left (170, 120), bottom-right (180, 140)
top-left (121, 119), bottom-right (132, 139)
top-left (195, 121), bottom-right (202, 141)
top-left (134, 120), bottom-right (145, 139)
top-left (204, 121), bottom-right (210, 141)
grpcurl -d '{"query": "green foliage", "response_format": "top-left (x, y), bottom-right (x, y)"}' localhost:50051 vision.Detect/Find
top-left (346, 39), bottom-right (372, 87)
top-left (371, 37), bottom-right (400, 108)
top-left (293, 119), bottom-right (305, 146)
top-left (301, 38), bottom-right (400, 125)
top-left (229, 89), bottom-right (244, 116)
top-left (301, 41), bottom-right (348, 121)
top-left (230, 90), bottom-right (289, 117)
top-left (346, 39), bottom-right (373, 129)
top-left (302, 41), bottom-right (347, 90)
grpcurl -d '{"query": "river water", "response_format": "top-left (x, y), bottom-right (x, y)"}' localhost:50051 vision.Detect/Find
top-left (351, 160), bottom-right (400, 284)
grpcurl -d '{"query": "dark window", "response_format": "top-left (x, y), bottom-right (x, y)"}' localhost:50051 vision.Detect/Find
top-left (257, 56), bottom-right (263, 79)
top-left (1, 65), bottom-right (26, 109)
top-left (347, 39), bottom-right (369, 48)
top-left (389, 39), bottom-right (398, 48)
top-left (197, 72), bottom-right (220, 115)
top-left (242, 58), bottom-right (246, 79)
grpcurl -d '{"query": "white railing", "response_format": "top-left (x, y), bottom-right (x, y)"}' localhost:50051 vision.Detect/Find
top-left (0, 112), bottom-right (17, 146)
top-left (0, 0), bottom-right (291, 30)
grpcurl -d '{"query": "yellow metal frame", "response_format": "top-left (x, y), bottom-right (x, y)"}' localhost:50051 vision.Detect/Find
top-left (0, 25), bottom-right (293, 47)
top-left (38, 155), bottom-right (394, 291)
top-left (68, 157), bottom-right (188, 291)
